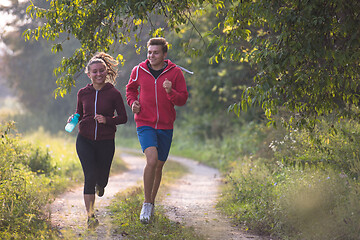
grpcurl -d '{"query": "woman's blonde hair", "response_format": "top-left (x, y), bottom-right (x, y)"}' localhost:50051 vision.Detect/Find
top-left (85, 52), bottom-right (119, 85)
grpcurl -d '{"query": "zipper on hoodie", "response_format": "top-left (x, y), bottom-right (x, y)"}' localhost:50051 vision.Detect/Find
top-left (141, 66), bottom-right (173, 129)
top-left (94, 90), bottom-right (99, 140)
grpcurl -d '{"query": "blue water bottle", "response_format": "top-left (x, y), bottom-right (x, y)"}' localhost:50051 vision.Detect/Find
top-left (65, 113), bottom-right (80, 133)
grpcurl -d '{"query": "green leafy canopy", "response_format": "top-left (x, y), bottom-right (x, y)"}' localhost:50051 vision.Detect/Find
top-left (24, 0), bottom-right (198, 97)
top-left (218, 1), bottom-right (360, 130)
top-left (24, 0), bottom-right (360, 129)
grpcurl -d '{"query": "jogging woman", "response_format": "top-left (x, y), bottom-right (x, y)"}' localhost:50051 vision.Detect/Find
top-left (68, 52), bottom-right (127, 228)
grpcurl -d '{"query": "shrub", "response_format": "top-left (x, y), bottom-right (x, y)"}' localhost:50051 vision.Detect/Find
top-left (219, 157), bottom-right (278, 235)
top-left (219, 154), bottom-right (360, 239)
top-left (0, 121), bottom-right (57, 239)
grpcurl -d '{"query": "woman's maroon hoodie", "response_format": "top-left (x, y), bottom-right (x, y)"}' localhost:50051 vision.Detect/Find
top-left (76, 82), bottom-right (127, 140)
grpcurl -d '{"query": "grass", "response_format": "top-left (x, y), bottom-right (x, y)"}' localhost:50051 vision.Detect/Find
top-left (22, 128), bottom-right (128, 194)
top-left (5, 114), bottom-right (360, 239)
top-left (117, 120), bottom-right (360, 239)
top-left (108, 159), bottom-right (205, 240)
top-left (15, 127), bottom-right (204, 239)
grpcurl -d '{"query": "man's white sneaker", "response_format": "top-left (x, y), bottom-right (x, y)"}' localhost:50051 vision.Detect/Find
top-left (140, 203), bottom-right (154, 224)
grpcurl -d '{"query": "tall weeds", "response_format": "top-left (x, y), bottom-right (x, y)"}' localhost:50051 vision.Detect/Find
top-left (167, 118), bottom-right (360, 239)
top-left (0, 122), bottom-right (58, 239)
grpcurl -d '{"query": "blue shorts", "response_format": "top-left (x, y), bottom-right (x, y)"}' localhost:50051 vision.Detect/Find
top-left (136, 126), bottom-right (173, 161)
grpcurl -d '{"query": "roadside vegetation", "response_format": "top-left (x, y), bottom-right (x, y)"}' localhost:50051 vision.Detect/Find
top-left (111, 114), bottom-right (360, 240)
top-left (167, 118), bottom-right (360, 240)
top-left (1, 1), bottom-right (360, 239)
top-left (0, 122), bottom-right (61, 239)
top-left (0, 121), bottom-right (203, 239)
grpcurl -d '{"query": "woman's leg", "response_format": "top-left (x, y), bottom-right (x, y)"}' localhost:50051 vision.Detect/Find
top-left (76, 134), bottom-right (97, 217)
top-left (95, 139), bottom-right (115, 191)
top-left (84, 194), bottom-right (95, 217)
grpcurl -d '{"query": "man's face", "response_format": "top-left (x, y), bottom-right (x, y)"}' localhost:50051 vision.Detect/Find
top-left (147, 45), bottom-right (167, 69)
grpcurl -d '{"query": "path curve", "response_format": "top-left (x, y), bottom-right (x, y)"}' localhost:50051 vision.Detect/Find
top-left (50, 150), bottom-right (269, 239)
top-left (162, 156), bottom-right (269, 240)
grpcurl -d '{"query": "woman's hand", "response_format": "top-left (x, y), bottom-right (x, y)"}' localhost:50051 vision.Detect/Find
top-left (94, 114), bottom-right (106, 124)
top-left (67, 115), bottom-right (74, 123)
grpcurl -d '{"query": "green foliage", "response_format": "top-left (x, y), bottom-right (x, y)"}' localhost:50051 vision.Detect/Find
top-left (218, 1), bottom-right (360, 129)
top-left (219, 157), bottom-right (277, 235)
top-left (269, 119), bottom-right (360, 179)
top-left (23, 0), bottom-right (200, 97)
top-left (0, 122), bottom-right (58, 239)
top-left (220, 160), bottom-right (360, 239)
top-left (22, 128), bottom-right (83, 185)
top-left (276, 169), bottom-right (360, 240)
top-left (20, 0), bottom-right (360, 129)
top-left (171, 118), bottom-right (268, 169)
top-left (0, 123), bottom-right (56, 176)
top-left (0, 0), bottom-right (81, 133)
top-left (170, 118), bottom-right (360, 239)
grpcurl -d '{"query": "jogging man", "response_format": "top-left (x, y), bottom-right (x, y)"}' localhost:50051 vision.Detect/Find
top-left (126, 37), bottom-right (189, 224)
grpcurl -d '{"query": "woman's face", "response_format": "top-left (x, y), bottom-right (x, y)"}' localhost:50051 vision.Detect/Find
top-left (87, 62), bottom-right (107, 85)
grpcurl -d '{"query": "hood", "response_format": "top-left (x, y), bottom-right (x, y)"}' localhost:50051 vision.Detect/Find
top-left (131, 59), bottom-right (177, 82)
top-left (82, 82), bottom-right (114, 93)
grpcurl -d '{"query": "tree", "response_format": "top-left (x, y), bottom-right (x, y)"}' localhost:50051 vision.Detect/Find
top-left (214, 1), bottom-right (360, 130)
top-left (24, 0), bottom-right (197, 97)
top-left (24, 0), bottom-right (360, 129)
top-left (167, 5), bottom-right (260, 140)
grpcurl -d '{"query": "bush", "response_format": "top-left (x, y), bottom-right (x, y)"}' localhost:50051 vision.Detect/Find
top-left (218, 157), bottom-right (278, 235)
top-left (275, 169), bottom-right (360, 240)
top-left (219, 127), bottom-right (360, 240)
top-left (269, 119), bottom-right (360, 178)
top-left (0, 121), bottom-right (58, 239)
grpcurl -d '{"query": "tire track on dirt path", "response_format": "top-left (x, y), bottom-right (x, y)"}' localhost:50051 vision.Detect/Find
top-left (161, 155), bottom-right (271, 240)
top-left (50, 152), bottom-right (144, 239)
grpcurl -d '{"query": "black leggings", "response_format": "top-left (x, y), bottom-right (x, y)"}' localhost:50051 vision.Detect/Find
top-left (76, 134), bottom-right (115, 194)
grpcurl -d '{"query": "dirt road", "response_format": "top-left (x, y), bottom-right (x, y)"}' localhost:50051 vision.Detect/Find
top-left (50, 151), bottom-right (269, 239)
top-left (50, 153), bottom-right (144, 239)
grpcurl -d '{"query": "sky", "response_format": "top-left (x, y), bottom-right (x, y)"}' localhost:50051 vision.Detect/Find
top-left (0, 1), bottom-right (18, 96)
top-left (0, 0), bottom-right (29, 55)
top-left (0, 1), bottom-right (16, 55)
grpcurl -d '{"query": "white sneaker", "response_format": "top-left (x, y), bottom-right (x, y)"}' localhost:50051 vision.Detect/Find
top-left (140, 203), bottom-right (154, 224)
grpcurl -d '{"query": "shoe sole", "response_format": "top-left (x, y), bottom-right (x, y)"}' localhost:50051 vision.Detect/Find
top-left (140, 217), bottom-right (150, 224)
top-left (88, 219), bottom-right (99, 229)
top-left (96, 185), bottom-right (104, 197)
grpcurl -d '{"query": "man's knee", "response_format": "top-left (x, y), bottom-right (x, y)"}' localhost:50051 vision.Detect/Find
top-left (144, 147), bottom-right (158, 165)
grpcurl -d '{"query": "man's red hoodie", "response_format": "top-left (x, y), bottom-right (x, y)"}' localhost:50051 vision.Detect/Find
top-left (126, 59), bottom-right (188, 129)
top-left (76, 82), bottom-right (127, 140)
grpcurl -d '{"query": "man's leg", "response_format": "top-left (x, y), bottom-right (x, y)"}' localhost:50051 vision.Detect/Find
top-left (140, 146), bottom-right (158, 223)
top-left (143, 146), bottom-right (158, 203)
top-left (151, 160), bottom-right (166, 203)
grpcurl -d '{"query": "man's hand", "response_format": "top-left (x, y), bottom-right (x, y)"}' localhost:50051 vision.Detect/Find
top-left (163, 78), bottom-right (172, 93)
top-left (132, 100), bottom-right (141, 114)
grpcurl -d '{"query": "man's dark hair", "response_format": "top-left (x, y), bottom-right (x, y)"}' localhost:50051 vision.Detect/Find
top-left (147, 37), bottom-right (168, 53)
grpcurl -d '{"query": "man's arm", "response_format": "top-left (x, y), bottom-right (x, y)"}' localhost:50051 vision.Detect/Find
top-left (166, 70), bottom-right (188, 106)
top-left (125, 69), bottom-right (140, 107)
